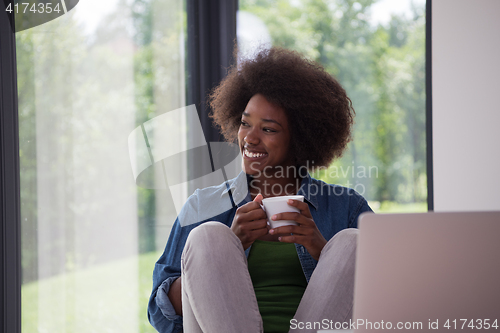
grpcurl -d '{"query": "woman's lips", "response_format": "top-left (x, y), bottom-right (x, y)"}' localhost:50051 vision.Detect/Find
top-left (243, 148), bottom-right (268, 159)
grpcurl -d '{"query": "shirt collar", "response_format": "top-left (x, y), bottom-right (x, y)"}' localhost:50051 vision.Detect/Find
top-left (222, 171), bottom-right (319, 210)
top-left (221, 171), bottom-right (249, 206)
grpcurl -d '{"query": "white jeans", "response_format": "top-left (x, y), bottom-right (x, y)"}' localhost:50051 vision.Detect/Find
top-left (181, 222), bottom-right (358, 333)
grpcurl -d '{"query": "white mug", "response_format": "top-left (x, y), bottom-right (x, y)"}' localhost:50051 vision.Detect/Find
top-left (261, 195), bottom-right (304, 229)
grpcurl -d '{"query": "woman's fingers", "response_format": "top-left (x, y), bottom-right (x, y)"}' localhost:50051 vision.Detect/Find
top-left (269, 224), bottom-right (311, 236)
top-left (234, 219), bottom-right (269, 247)
top-left (270, 211), bottom-right (311, 227)
top-left (264, 199), bottom-right (327, 260)
top-left (267, 199), bottom-right (313, 225)
top-left (236, 200), bottom-right (262, 214)
top-left (244, 207), bottom-right (267, 221)
top-left (286, 199), bottom-right (312, 218)
top-left (276, 229), bottom-right (327, 261)
top-left (276, 234), bottom-right (303, 244)
top-left (250, 226), bottom-right (270, 239)
top-left (253, 193), bottom-right (264, 204)
top-left (239, 218), bottom-right (268, 231)
top-left (231, 198), bottom-right (268, 250)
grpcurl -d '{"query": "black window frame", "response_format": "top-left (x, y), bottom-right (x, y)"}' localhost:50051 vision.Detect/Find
top-left (1, 1), bottom-right (22, 332)
top-left (426, 0), bottom-right (434, 211)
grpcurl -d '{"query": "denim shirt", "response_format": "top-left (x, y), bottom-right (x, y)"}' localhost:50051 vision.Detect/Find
top-left (148, 171), bottom-right (372, 333)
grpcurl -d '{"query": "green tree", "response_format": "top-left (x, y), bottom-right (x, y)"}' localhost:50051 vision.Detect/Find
top-left (240, 0), bottom-right (427, 208)
top-left (132, 0), bottom-right (157, 254)
top-left (372, 12), bottom-right (426, 202)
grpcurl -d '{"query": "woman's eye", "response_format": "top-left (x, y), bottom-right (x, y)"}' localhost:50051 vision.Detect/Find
top-left (240, 121), bottom-right (249, 127)
top-left (263, 128), bottom-right (276, 133)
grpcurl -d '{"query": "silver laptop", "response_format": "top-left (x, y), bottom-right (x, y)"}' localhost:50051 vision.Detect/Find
top-left (340, 211), bottom-right (500, 333)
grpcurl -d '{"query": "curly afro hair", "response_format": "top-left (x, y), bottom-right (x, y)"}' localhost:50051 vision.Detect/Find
top-left (209, 47), bottom-right (354, 169)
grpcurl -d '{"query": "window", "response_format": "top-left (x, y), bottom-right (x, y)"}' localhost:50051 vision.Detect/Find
top-left (2, 0), bottom-right (430, 330)
top-left (15, 0), bottom-right (186, 331)
top-left (238, 0), bottom-right (428, 212)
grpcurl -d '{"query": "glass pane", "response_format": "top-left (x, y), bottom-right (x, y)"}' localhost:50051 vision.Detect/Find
top-left (238, 0), bottom-right (427, 213)
top-left (17, 0), bottom-right (186, 332)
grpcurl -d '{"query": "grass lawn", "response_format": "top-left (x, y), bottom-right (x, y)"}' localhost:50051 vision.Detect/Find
top-left (22, 251), bottom-right (161, 333)
top-left (369, 201), bottom-right (428, 213)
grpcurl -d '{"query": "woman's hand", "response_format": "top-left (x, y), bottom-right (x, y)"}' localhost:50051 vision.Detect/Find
top-left (268, 199), bottom-right (327, 260)
top-left (231, 193), bottom-right (269, 250)
top-left (167, 277), bottom-right (182, 316)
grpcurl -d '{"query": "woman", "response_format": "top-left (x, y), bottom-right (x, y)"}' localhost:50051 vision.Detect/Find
top-left (148, 47), bottom-right (372, 333)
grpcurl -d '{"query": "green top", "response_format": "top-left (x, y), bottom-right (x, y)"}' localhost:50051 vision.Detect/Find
top-left (247, 240), bottom-right (308, 333)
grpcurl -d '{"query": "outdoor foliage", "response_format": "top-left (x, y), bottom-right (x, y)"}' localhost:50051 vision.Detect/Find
top-left (241, 0), bottom-right (427, 205)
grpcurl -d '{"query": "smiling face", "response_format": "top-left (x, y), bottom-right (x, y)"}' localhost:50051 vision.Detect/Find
top-left (238, 94), bottom-right (294, 177)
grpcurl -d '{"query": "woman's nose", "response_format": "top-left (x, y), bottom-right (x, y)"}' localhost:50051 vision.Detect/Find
top-left (244, 129), bottom-right (259, 145)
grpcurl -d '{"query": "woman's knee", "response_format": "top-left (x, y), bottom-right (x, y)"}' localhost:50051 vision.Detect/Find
top-left (188, 221), bottom-right (230, 241)
top-left (320, 228), bottom-right (358, 258)
top-left (184, 221), bottom-right (239, 254)
top-left (337, 227), bottom-right (359, 239)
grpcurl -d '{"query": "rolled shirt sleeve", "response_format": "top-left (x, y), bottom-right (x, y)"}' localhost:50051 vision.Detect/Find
top-left (148, 216), bottom-right (193, 333)
top-left (147, 184), bottom-right (236, 333)
top-left (156, 277), bottom-right (182, 321)
top-left (148, 219), bottom-right (186, 332)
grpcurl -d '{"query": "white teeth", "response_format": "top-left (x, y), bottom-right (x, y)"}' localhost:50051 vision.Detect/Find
top-left (245, 149), bottom-right (267, 158)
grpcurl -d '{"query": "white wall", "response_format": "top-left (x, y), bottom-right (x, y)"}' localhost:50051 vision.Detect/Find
top-left (433, 0), bottom-right (500, 211)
